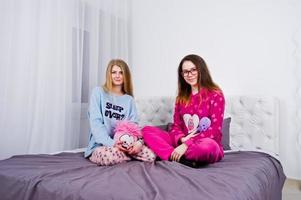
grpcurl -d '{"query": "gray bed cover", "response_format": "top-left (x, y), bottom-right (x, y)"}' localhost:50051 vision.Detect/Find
top-left (0, 151), bottom-right (285, 200)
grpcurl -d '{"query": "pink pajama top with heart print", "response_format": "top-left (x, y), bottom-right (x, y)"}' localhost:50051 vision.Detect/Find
top-left (169, 88), bottom-right (225, 149)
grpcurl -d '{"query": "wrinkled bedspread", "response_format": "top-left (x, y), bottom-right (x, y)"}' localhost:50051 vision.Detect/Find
top-left (0, 151), bottom-right (285, 200)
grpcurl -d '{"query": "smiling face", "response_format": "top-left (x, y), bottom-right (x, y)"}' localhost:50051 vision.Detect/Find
top-left (118, 134), bottom-right (135, 149)
top-left (111, 65), bottom-right (124, 86)
top-left (103, 59), bottom-right (134, 96)
top-left (181, 60), bottom-right (199, 87)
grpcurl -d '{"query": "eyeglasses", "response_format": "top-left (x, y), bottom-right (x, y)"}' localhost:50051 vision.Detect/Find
top-left (182, 68), bottom-right (198, 77)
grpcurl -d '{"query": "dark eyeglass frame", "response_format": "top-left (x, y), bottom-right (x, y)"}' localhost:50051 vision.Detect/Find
top-left (181, 68), bottom-right (198, 77)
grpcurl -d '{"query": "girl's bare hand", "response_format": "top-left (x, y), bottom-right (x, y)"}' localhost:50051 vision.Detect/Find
top-left (181, 132), bottom-right (199, 143)
top-left (128, 141), bottom-right (143, 155)
top-left (170, 143), bottom-right (188, 162)
top-left (114, 141), bottom-right (129, 153)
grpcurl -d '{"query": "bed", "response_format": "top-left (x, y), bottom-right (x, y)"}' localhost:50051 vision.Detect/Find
top-left (0, 96), bottom-right (286, 200)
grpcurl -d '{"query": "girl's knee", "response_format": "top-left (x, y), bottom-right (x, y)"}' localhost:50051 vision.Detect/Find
top-left (185, 138), bottom-right (221, 163)
top-left (90, 146), bottom-right (130, 166)
top-left (142, 126), bottom-right (153, 132)
top-left (135, 146), bottom-right (156, 162)
top-left (142, 126), bottom-right (155, 137)
top-left (195, 138), bottom-right (220, 151)
top-left (145, 148), bottom-right (156, 162)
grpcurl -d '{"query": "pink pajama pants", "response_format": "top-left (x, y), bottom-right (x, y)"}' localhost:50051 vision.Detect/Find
top-left (142, 126), bottom-right (223, 163)
top-left (89, 145), bottom-right (156, 166)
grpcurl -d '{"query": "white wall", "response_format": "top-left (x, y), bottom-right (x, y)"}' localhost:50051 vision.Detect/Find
top-left (130, 0), bottom-right (301, 179)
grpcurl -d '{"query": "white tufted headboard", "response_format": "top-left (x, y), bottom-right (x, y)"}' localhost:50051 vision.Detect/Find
top-left (135, 96), bottom-right (279, 155)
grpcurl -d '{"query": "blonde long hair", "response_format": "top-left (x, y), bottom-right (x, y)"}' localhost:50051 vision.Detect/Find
top-left (103, 59), bottom-right (134, 96)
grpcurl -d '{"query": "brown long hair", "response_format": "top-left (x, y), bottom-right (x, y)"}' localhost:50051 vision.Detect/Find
top-left (177, 54), bottom-right (220, 104)
top-left (103, 59), bottom-right (134, 96)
